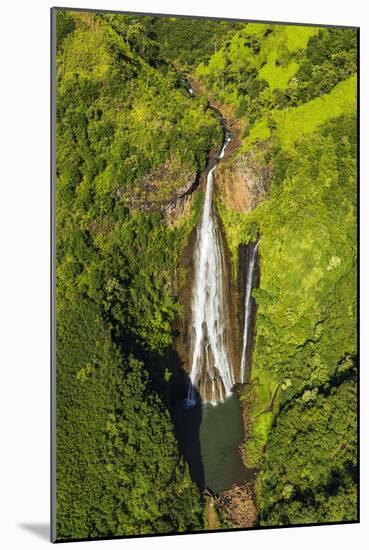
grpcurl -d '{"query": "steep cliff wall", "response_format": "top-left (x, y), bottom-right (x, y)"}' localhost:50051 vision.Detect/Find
top-left (215, 145), bottom-right (270, 214)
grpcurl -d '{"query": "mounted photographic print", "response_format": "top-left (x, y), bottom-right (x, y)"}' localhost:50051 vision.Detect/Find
top-left (51, 7), bottom-right (359, 542)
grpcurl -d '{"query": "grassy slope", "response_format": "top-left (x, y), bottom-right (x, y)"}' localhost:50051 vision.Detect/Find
top-left (243, 74), bottom-right (356, 151)
top-left (258, 26), bottom-right (319, 90)
top-left (195, 23), bottom-right (323, 111)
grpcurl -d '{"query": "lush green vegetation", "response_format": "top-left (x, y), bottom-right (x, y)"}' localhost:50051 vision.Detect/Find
top-left (257, 376), bottom-right (357, 524)
top-left (199, 23), bottom-right (358, 524)
top-left (243, 74), bottom-right (356, 152)
top-left (55, 10), bottom-right (225, 540)
top-left (55, 10), bottom-right (357, 536)
top-left (57, 298), bottom-right (202, 538)
top-left (241, 115), bottom-right (357, 524)
top-left (195, 24), bottom-right (356, 126)
top-left (147, 16), bottom-right (243, 68)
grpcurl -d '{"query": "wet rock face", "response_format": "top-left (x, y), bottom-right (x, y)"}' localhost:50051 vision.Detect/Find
top-left (215, 146), bottom-right (270, 213)
top-left (163, 174), bottom-right (203, 226)
top-left (163, 144), bottom-right (224, 226)
top-left (163, 193), bottom-right (194, 225)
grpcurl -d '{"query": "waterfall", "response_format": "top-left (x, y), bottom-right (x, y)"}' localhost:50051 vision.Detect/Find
top-left (186, 133), bottom-right (233, 406)
top-left (240, 241), bottom-right (259, 383)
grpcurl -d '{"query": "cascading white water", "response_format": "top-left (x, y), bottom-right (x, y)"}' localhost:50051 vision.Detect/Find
top-left (186, 133), bottom-right (234, 406)
top-left (240, 241), bottom-right (259, 383)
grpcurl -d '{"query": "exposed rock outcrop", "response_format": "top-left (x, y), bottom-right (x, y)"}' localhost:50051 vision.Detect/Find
top-left (163, 174), bottom-right (201, 226)
top-left (216, 483), bottom-right (257, 528)
top-left (215, 144), bottom-right (270, 213)
top-left (118, 154), bottom-right (199, 221)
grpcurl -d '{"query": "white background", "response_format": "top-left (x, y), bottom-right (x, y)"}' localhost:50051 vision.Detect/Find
top-left (0, 0), bottom-right (367, 548)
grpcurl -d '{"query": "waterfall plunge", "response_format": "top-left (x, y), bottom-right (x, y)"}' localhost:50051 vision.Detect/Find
top-left (186, 134), bottom-right (234, 406)
top-left (240, 241), bottom-right (259, 383)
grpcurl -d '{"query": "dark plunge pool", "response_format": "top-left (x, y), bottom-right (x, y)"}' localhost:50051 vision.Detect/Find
top-left (172, 392), bottom-right (252, 494)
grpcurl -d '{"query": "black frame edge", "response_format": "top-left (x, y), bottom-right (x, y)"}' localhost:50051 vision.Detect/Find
top-left (51, 6), bottom-right (57, 544)
top-left (51, 5), bottom-right (359, 29)
top-left (356, 25), bottom-right (360, 525)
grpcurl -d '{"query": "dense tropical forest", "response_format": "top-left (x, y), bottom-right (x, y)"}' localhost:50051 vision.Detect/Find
top-left (54, 9), bottom-right (357, 540)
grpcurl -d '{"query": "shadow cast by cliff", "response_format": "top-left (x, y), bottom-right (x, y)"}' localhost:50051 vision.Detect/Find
top-left (168, 348), bottom-right (205, 491)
